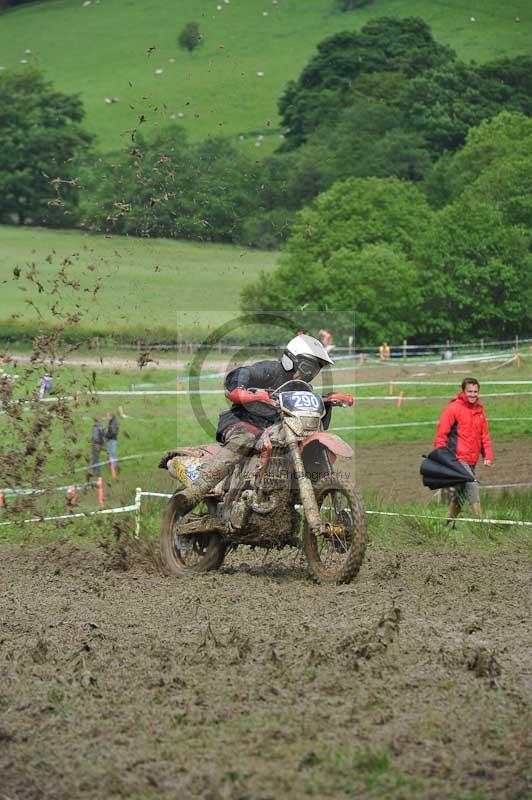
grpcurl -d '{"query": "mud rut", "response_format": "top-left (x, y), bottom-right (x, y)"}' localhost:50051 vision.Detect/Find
top-left (1, 538), bottom-right (531, 800)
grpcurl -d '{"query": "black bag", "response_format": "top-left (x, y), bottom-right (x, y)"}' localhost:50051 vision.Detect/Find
top-left (420, 447), bottom-right (476, 490)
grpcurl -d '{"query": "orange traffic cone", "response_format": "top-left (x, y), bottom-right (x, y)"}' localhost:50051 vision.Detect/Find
top-left (97, 476), bottom-right (104, 507)
top-left (396, 390), bottom-right (405, 409)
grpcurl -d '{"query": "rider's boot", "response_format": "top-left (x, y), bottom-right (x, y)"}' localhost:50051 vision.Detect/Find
top-left (174, 428), bottom-right (258, 514)
top-left (175, 426), bottom-right (257, 514)
top-left (176, 458), bottom-right (235, 514)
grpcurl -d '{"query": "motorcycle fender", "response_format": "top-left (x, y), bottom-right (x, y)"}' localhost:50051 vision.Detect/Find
top-left (300, 432), bottom-right (353, 459)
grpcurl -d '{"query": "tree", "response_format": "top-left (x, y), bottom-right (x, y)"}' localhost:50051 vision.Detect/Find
top-left (0, 68), bottom-right (92, 225)
top-left (0, 0), bottom-right (54, 8)
top-left (278, 17), bottom-right (455, 148)
top-left (241, 177), bottom-right (432, 341)
top-left (82, 128), bottom-right (259, 243)
top-left (303, 97), bottom-right (432, 185)
top-left (396, 60), bottom-right (523, 157)
top-left (478, 55), bottom-right (532, 116)
top-left (417, 199), bottom-right (532, 340)
top-left (178, 22), bottom-right (203, 53)
top-left (439, 112), bottom-right (532, 201)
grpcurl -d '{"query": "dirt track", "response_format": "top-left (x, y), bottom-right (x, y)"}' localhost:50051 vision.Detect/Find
top-left (1, 538), bottom-right (531, 799)
top-left (351, 437), bottom-right (532, 504)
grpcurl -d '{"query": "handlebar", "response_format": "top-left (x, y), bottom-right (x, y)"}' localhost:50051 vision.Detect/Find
top-left (227, 387), bottom-right (354, 408)
top-left (226, 387), bottom-right (275, 406)
top-left (323, 392), bottom-right (354, 407)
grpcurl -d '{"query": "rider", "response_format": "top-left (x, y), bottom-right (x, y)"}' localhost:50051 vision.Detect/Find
top-left (172, 333), bottom-right (334, 513)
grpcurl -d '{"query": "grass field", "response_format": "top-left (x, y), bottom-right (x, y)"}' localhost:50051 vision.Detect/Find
top-left (0, 225), bottom-right (276, 340)
top-left (0, 0), bottom-right (531, 151)
top-left (1, 350), bottom-right (531, 535)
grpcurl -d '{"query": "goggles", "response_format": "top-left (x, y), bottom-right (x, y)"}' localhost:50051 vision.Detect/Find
top-left (295, 355), bottom-right (321, 382)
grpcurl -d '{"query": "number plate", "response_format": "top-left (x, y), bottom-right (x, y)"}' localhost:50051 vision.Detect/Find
top-left (279, 391), bottom-right (324, 416)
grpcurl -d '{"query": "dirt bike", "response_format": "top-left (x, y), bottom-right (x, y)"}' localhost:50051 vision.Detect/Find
top-left (159, 380), bottom-right (367, 584)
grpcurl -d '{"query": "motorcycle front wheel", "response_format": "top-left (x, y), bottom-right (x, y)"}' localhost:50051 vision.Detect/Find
top-left (160, 494), bottom-right (226, 577)
top-left (303, 476), bottom-right (367, 584)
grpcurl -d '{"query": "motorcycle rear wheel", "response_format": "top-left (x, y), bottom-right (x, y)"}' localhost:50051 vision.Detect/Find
top-left (303, 476), bottom-right (367, 584)
top-left (160, 494), bottom-right (226, 577)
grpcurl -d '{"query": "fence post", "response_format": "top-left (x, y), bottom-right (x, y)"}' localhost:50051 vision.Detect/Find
top-left (134, 488), bottom-right (142, 539)
top-left (402, 339), bottom-right (407, 360)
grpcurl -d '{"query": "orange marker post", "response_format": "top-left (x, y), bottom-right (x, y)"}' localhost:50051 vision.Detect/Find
top-left (97, 476), bottom-right (104, 507)
top-left (74, 391), bottom-right (81, 407)
top-left (0, 492), bottom-right (4, 509)
top-left (388, 382), bottom-right (394, 396)
top-left (110, 458), bottom-right (117, 479)
top-left (396, 390), bottom-right (405, 409)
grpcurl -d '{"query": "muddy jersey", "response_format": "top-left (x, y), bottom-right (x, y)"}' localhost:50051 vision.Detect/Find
top-left (216, 359), bottom-right (330, 442)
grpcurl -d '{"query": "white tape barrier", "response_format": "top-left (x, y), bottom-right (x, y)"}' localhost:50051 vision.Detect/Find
top-left (131, 490), bottom-right (532, 538)
top-left (0, 503), bottom-right (137, 528)
top-left (0, 480), bottom-right (96, 497)
top-left (327, 387), bottom-right (532, 399)
top-left (366, 510), bottom-right (532, 527)
top-left (132, 354), bottom-right (529, 389)
top-left (54, 387), bottom-right (532, 400)
top-left (336, 380), bottom-right (532, 387)
top-left (482, 482), bottom-right (532, 489)
top-left (3, 489), bottom-right (528, 535)
top-left (332, 416), bottom-right (532, 432)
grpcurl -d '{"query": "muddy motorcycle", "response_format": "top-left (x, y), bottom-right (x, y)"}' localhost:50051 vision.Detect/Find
top-left (159, 380), bottom-right (367, 584)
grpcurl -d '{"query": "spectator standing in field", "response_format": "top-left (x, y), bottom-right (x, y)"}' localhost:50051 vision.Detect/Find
top-left (318, 328), bottom-right (334, 354)
top-left (379, 341), bottom-right (390, 361)
top-left (90, 417), bottom-right (105, 476)
top-left (106, 412), bottom-right (119, 477)
top-left (38, 372), bottom-right (52, 400)
top-left (434, 377), bottom-right (493, 522)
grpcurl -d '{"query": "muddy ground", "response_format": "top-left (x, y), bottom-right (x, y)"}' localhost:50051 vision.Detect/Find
top-left (351, 437), bottom-right (532, 504)
top-left (1, 537), bottom-right (531, 800)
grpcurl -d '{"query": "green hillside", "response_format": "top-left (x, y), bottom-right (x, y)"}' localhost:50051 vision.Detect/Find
top-left (0, 226), bottom-right (276, 341)
top-left (0, 0), bottom-right (530, 151)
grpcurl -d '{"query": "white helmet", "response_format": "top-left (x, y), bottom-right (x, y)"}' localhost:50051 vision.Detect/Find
top-left (281, 334), bottom-right (334, 381)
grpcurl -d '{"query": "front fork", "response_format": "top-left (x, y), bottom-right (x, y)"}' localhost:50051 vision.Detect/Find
top-left (284, 424), bottom-right (321, 536)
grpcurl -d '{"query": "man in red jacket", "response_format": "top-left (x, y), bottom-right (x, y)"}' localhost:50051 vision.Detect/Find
top-left (434, 377), bottom-right (493, 522)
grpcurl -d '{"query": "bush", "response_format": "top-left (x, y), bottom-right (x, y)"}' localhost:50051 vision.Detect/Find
top-left (337, 0), bottom-right (373, 10)
top-left (178, 22), bottom-right (203, 52)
